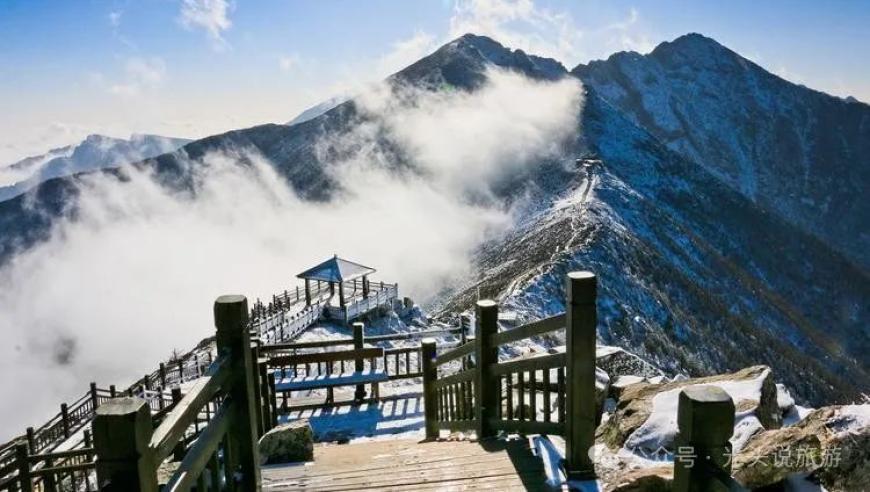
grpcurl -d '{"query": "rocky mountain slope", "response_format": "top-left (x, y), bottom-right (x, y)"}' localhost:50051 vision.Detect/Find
top-left (0, 133), bottom-right (190, 202)
top-left (573, 33), bottom-right (870, 269)
top-left (0, 34), bottom-right (866, 406)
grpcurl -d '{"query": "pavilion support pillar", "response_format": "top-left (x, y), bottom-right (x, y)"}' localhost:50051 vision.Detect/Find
top-left (362, 276), bottom-right (370, 297)
top-left (339, 281), bottom-right (346, 308)
top-left (304, 279), bottom-right (311, 306)
top-left (329, 282), bottom-right (335, 296)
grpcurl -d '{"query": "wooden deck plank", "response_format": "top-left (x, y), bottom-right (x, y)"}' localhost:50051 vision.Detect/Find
top-left (263, 438), bottom-right (551, 491)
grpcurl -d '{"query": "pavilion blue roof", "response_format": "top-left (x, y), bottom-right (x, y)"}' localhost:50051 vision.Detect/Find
top-left (296, 256), bottom-right (376, 283)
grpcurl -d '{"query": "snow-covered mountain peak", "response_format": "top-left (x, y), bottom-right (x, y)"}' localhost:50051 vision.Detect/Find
top-left (0, 133), bottom-right (191, 202)
top-left (392, 33), bottom-right (567, 90)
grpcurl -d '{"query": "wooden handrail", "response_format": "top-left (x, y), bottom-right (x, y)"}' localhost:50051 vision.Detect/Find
top-left (268, 347), bottom-right (383, 366)
top-left (488, 314), bottom-right (565, 346)
top-left (162, 401), bottom-right (232, 492)
top-left (364, 327), bottom-right (460, 343)
top-left (262, 338), bottom-right (353, 351)
top-left (431, 368), bottom-right (475, 390)
top-left (434, 340), bottom-right (474, 366)
top-left (90, 295), bottom-right (262, 491)
top-left (27, 447), bottom-right (93, 462)
top-left (149, 355), bottom-right (230, 463)
top-left (489, 352), bottom-right (566, 376)
top-left (421, 272), bottom-right (598, 481)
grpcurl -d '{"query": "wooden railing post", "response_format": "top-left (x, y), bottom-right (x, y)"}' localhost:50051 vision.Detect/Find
top-left (60, 403), bottom-right (70, 439)
top-left (421, 339), bottom-right (439, 440)
top-left (673, 386), bottom-right (736, 491)
top-left (25, 427), bottom-right (35, 453)
top-left (214, 294), bottom-right (261, 490)
top-left (249, 342), bottom-right (265, 438)
top-left (170, 388), bottom-right (185, 462)
top-left (15, 441), bottom-right (32, 492)
top-left (258, 358), bottom-right (272, 433)
top-left (84, 429), bottom-right (93, 460)
top-left (91, 397), bottom-right (158, 491)
top-left (109, 385), bottom-right (117, 398)
top-left (564, 271), bottom-right (597, 479)
top-left (158, 363), bottom-right (167, 389)
top-left (459, 315), bottom-right (469, 370)
top-left (353, 322), bottom-right (366, 401)
top-left (474, 300), bottom-right (499, 439)
top-left (90, 382), bottom-right (100, 411)
top-left (267, 369), bottom-right (278, 428)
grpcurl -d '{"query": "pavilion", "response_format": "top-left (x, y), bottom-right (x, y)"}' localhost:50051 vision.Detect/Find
top-left (297, 255), bottom-right (376, 309)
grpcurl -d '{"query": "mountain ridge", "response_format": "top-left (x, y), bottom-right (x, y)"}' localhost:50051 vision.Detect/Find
top-left (0, 33), bottom-right (866, 405)
top-left (572, 32), bottom-right (870, 270)
top-left (0, 133), bottom-right (190, 202)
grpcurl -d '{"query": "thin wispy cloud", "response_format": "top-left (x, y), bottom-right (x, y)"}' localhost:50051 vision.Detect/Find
top-left (377, 31), bottom-right (437, 77)
top-left (108, 10), bottom-right (122, 28)
top-left (599, 7), bottom-right (654, 54)
top-left (448, 0), bottom-right (584, 66)
top-left (179, 0), bottom-right (233, 50)
top-left (109, 57), bottom-right (167, 97)
top-left (278, 54), bottom-right (301, 73)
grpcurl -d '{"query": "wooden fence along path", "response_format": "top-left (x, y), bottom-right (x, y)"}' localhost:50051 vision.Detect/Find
top-left (0, 348), bottom-right (212, 492)
top-left (0, 275), bottom-right (397, 491)
top-left (420, 272), bottom-right (597, 479)
top-left (1, 271), bottom-right (751, 491)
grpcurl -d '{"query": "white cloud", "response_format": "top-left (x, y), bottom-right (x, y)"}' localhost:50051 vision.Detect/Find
top-left (108, 10), bottom-right (122, 28)
top-left (278, 54), bottom-right (300, 73)
top-left (0, 69), bottom-right (583, 438)
top-left (601, 8), bottom-right (654, 54)
top-left (447, 1), bottom-right (657, 65)
top-left (353, 68), bottom-right (583, 197)
top-left (448, 0), bottom-right (584, 65)
top-left (109, 57), bottom-right (167, 97)
top-left (179, 0), bottom-right (232, 50)
top-left (376, 31), bottom-right (437, 76)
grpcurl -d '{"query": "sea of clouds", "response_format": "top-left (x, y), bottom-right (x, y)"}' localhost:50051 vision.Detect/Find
top-left (0, 69), bottom-right (583, 439)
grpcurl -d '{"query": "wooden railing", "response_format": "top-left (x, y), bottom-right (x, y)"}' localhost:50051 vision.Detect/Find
top-left (88, 295), bottom-right (265, 491)
top-left (341, 283), bottom-right (399, 322)
top-left (422, 271), bottom-right (598, 479)
top-left (251, 280), bottom-right (399, 343)
top-left (260, 323), bottom-right (463, 412)
top-left (0, 349), bottom-right (213, 491)
top-left (250, 283), bottom-right (330, 340)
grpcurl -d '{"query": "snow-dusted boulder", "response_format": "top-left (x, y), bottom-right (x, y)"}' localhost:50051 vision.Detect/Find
top-left (598, 365), bottom-right (780, 453)
top-left (259, 420), bottom-right (314, 465)
top-left (595, 367), bottom-right (611, 426)
top-left (606, 465), bottom-right (672, 492)
top-left (733, 404), bottom-right (870, 490)
top-left (596, 346), bottom-right (662, 379)
top-left (610, 375), bottom-right (647, 400)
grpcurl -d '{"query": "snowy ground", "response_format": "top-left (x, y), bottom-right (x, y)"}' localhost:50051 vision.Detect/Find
top-left (280, 387), bottom-right (426, 443)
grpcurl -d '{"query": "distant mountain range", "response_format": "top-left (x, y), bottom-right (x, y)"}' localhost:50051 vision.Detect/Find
top-left (0, 33), bottom-right (866, 405)
top-left (0, 134), bottom-right (190, 202)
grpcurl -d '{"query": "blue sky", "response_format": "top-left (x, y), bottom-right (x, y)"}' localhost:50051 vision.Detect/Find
top-left (1, 0), bottom-right (868, 163)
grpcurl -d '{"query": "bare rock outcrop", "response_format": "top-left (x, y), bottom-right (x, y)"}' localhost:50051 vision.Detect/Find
top-left (598, 365), bottom-right (779, 453)
top-left (734, 405), bottom-right (870, 491)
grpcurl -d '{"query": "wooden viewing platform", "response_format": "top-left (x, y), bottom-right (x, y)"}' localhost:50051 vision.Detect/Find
top-left (261, 438), bottom-right (550, 491)
top-left (250, 256), bottom-right (400, 344)
top-left (1, 269), bottom-right (750, 491)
